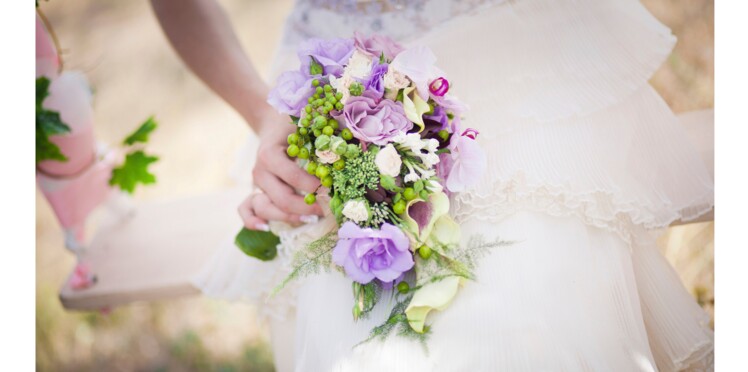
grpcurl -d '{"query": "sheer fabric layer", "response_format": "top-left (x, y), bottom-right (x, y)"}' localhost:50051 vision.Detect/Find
top-left (195, 0), bottom-right (714, 370)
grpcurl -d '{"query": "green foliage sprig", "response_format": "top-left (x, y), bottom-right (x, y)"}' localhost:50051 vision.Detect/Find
top-left (36, 77), bottom-right (71, 165)
top-left (109, 117), bottom-right (160, 194)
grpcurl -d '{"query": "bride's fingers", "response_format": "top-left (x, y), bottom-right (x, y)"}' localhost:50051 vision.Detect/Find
top-left (251, 193), bottom-right (301, 223)
top-left (261, 144), bottom-right (321, 194)
top-left (253, 168), bottom-right (323, 216)
top-left (238, 195), bottom-right (269, 231)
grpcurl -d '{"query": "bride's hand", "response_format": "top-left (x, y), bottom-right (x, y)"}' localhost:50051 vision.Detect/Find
top-left (239, 114), bottom-right (323, 231)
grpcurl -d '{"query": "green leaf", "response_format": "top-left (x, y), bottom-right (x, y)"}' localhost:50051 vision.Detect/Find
top-left (379, 52), bottom-right (386, 64)
top-left (234, 228), bottom-right (279, 261)
top-left (290, 115), bottom-right (300, 125)
top-left (124, 116), bottom-right (158, 146)
top-left (109, 150), bottom-right (158, 193)
top-left (36, 130), bottom-right (67, 164)
top-left (309, 56), bottom-right (324, 75)
top-left (36, 77), bottom-right (51, 108)
top-left (36, 77), bottom-right (71, 165)
top-left (352, 281), bottom-right (381, 321)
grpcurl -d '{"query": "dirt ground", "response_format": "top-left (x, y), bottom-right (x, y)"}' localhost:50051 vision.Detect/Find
top-left (35, 0), bottom-right (713, 370)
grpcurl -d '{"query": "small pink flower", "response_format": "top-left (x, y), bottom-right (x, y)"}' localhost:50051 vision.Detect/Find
top-left (444, 130), bottom-right (487, 192)
top-left (429, 77), bottom-right (450, 97)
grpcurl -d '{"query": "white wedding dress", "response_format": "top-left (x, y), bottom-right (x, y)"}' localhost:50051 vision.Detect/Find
top-left (194, 0), bottom-right (715, 371)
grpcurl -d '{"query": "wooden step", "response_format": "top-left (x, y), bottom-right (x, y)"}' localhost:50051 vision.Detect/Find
top-left (59, 188), bottom-right (246, 310)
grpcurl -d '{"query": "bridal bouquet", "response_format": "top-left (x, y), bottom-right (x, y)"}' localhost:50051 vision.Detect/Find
top-left (237, 33), bottom-right (499, 344)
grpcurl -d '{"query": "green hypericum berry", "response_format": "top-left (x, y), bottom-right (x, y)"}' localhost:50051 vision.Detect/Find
top-left (300, 118), bottom-right (310, 127)
top-left (333, 159), bottom-right (345, 170)
top-left (306, 161), bottom-right (317, 175)
top-left (312, 79), bottom-right (320, 87)
top-left (315, 164), bottom-right (330, 178)
top-left (397, 281), bottom-right (410, 294)
top-left (393, 199), bottom-right (406, 215)
top-left (305, 105), bottom-right (312, 114)
top-left (308, 97), bottom-right (314, 104)
top-left (321, 107), bottom-right (330, 115)
top-left (403, 187), bottom-right (417, 201)
top-left (311, 111), bottom-right (319, 118)
top-left (313, 128), bottom-right (322, 137)
top-left (327, 119), bottom-right (339, 129)
top-left (341, 128), bottom-right (353, 141)
top-left (349, 82), bottom-right (363, 96)
top-left (323, 126), bottom-right (334, 136)
top-left (323, 84), bottom-right (332, 92)
top-left (315, 86), bottom-right (323, 95)
top-left (335, 92), bottom-right (343, 100)
top-left (335, 102), bottom-right (344, 111)
top-left (313, 116), bottom-right (327, 128)
top-left (298, 147), bottom-right (310, 159)
top-left (313, 93), bottom-right (320, 100)
top-left (334, 143), bottom-right (348, 156)
top-left (299, 127), bottom-right (308, 136)
top-left (418, 245), bottom-right (432, 259)
top-left (438, 129), bottom-right (450, 141)
top-left (304, 193), bottom-right (317, 205)
top-left (321, 175), bottom-right (333, 188)
top-left (286, 144), bottom-right (300, 157)
top-left (287, 133), bottom-right (299, 145)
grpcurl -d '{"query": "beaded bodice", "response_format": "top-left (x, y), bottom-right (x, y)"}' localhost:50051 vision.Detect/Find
top-left (281, 0), bottom-right (505, 45)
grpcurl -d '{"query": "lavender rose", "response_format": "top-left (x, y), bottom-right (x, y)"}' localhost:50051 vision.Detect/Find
top-left (297, 37), bottom-right (355, 77)
top-left (267, 70), bottom-right (314, 116)
top-left (332, 222), bottom-right (414, 284)
top-left (364, 60), bottom-right (388, 97)
top-left (354, 31), bottom-right (405, 61)
top-left (337, 92), bottom-right (412, 145)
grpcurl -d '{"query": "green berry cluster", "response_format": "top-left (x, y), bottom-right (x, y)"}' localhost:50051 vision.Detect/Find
top-left (284, 78), bottom-right (364, 204)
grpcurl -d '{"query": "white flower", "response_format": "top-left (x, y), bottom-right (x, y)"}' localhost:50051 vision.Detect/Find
top-left (383, 68), bottom-right (410, 92)
top-left (394, 132), bottom-right (424, 152)
top-left (425, 139), bottom-right (440, 152)
top-left (346, 50), bottom-right (373, 79)
top-left (420, 153), bottom-right (440, 168)
top-left (330, 75), bottom-right (353, 104)
top-left (375, 144), bottom-right (402, 177)
top-left (404, 171), bottom-right (420, 183)
top-left (315, 149), bottom-right (340, 164)
top-left (342, 200), bottom-right (369, 222)
top-left (426, 180), bottom-right (443, 193)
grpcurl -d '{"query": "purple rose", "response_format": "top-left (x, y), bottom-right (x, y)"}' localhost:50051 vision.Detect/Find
top-left (267, 71), bottom-right (314, 116)
top-left (337, 92), bottom-right (412, 145)
top-left (364, 60), bottom-right (388, 97)
top-left (297, 37), bottom-right (355, 77)
top-left (354, 31), bottom-right (405, 61)
top-left (423, 105), bottom-right (450, 132)
top-left (332, 222), bottom-right (414, 284)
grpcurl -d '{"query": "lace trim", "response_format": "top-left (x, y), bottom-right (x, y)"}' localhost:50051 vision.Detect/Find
top-left (451, 172), bottom-right (715, 244)
top-left (675, 340), bottom-right (714, 372)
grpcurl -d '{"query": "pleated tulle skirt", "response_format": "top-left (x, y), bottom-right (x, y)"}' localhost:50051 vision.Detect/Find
top-left (194, 0), bottom-right (714, 370)
top-left (291, 212), bottom-right (712, 372)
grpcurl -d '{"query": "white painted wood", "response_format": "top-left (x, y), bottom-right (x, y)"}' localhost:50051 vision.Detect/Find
top-left (59, 188), bottom-right (247, 310)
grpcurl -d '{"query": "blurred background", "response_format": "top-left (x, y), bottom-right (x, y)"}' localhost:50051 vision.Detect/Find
top-left (35, 0), bottom-right (714, 370)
